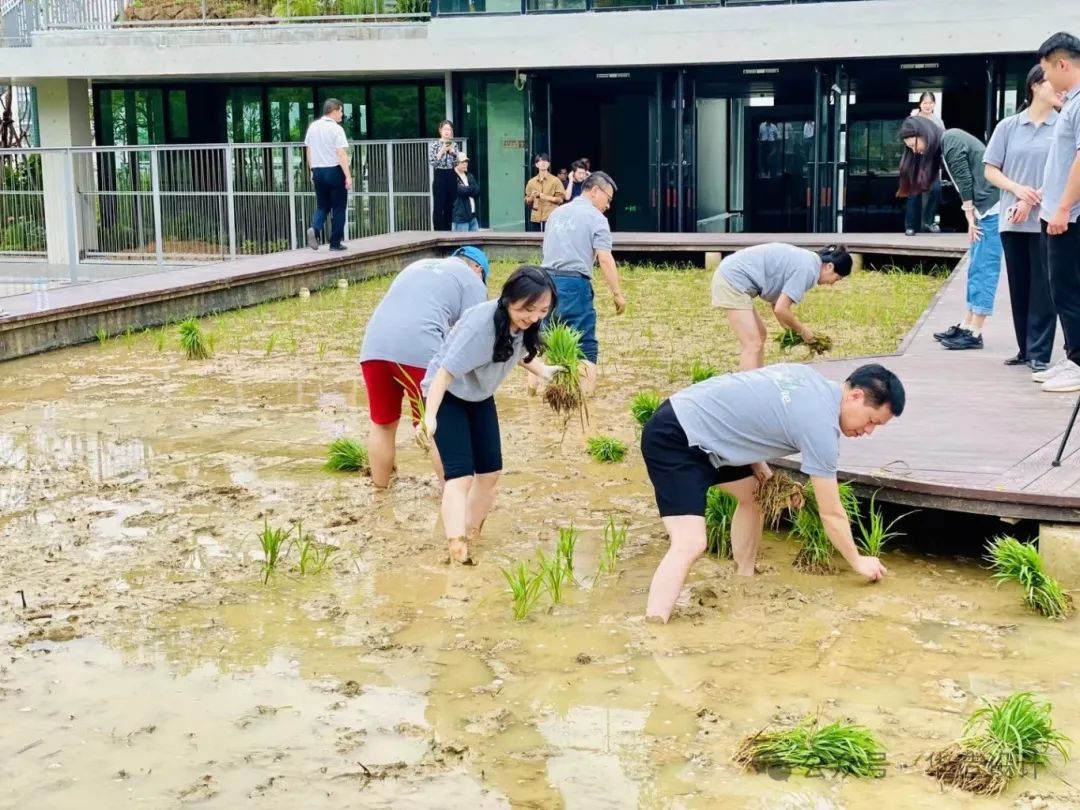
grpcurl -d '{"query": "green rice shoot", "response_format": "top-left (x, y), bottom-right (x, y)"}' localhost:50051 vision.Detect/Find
top-left (536, 549), bottom-right (572, 605)
top-left (541, 322), bottom-right (589, 428)
top-left (734, 717), bottom-right (887, 779)
top-left (927, 692), bottom-right (1071, 795)
top-left (154, 325), bottom-right (168, 352)
top-left (597, 516), bottom-right (627, 576)
top-left (629, 392), bottom-right (662, 428)
top-left (587, 435), bottom-right (628, 464)
top-left (501, 560), bottom-right (544, 621)
top-left (855, 491), bottom-right (914, 557)
top-left (705, 487), bottom-right (738, 560)
top-left (986, 536), bottom-right (1073, 619)
top-left (690, 360), bottom-right (720, 384)
top-left (556, 525), bottom-right (579, 579)
top-left (95, 327), bottom-right (109, 346)
top-left (325, 438), bottom-right (370, 474)
top-left (291, 520), bottom-right (335, 575)
top-left (791, 481), bottom-right (859, 574)
top-left (257, 519), bottom-right (292, 585)
top-left (177, 317), bottom-right (213, 360)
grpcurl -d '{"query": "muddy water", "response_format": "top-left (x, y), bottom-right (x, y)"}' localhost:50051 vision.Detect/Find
top-left (2, 274), bottom-right (1079, 809)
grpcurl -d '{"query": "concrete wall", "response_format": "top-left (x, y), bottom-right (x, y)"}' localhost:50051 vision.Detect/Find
top-left (36, 79), bottom-right (93, 267)
top-left (0, 0), bottom-right (1074, 83)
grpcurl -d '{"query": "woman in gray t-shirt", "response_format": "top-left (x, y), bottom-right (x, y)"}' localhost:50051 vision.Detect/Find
top-left (984, 64), bottom-right (1063, 371)
top-left (422, 266), bottom-right (564, 564)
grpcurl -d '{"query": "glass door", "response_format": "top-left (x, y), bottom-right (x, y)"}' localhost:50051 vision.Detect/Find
top-left (656, 70), bottom-right (696, 232)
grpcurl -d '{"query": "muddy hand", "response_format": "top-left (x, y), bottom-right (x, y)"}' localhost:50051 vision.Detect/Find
top-left (413, 422), bottom-right (431, 451)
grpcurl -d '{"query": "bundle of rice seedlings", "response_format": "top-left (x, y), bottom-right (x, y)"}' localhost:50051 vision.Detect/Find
top-left (986, 536), bottom-right (1073, 619)
top-left (178, 317), bottom-right (213, 360)
top-left (775, 329), bottom-right (833, 356)
top-left (587, 435), bottom-right (627, 464)
top-left (541, 322), bottom-right (588, 428)
top-left (325, 438), bottom-right (370, 473)
top-left (734, 717), bottom-right (887, 779)
top-left (756, 471), bottom-right (804, 529)
top-left (690, 360), bottom-right (720, 384)
top-left (927, 692), bottom-right (1070, 796)
top-left (630, 392), bottom-right (662, 428)
top-left (775, 328), bottom-right (802, 349)
top-left (705, 487), bottom-right (738, 559)
top-left (791, 481), bottom-right (859, 574)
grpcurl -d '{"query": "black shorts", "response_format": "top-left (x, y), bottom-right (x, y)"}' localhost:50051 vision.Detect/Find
top-left (433, 392), bottom-right (502, 481)
top-left (640, 400), bottom-right (754, 517)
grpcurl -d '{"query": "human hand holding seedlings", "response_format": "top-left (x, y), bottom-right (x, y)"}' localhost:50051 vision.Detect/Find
top-left (520, 356), bottom-right (565, 382)
top-left (811, 475), bottom-right (888, 583)
top-left (423, 367), bottom-right (454, 441)
top-left (751, 461), bottom-right (773, 483)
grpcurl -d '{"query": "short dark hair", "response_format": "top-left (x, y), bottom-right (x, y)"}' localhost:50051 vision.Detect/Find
top-left (571, 159), bottom-right (588, 171)
top-left (818, 244), bottom-right (853, 277)
top-left (437, 119), bottom-right (454, 133)
top-left (846, 364), bottom-right (905, 417)
top-left (323, 98), bottom-right (343, 116)
top-left (533, 152), bottom-right (550, 165)
top-left (582, 171), bottom-right (617, 193)
top-left (1037, 32), bottom-right (1080, 62)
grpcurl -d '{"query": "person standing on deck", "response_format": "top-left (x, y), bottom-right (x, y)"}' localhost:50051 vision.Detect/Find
top-left (711, 242), bottom-right (852, 371)
top-left (304, 98), bottom-right (352, 253)
top-left (524, 153), bottom-right (566, 232)
top-left (532, 171), bottom-right (626, 396)
top-left (640, 363), bottom-right (903, 623)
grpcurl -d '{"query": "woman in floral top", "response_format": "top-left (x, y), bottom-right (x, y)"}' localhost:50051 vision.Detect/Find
top-left (429, 120), bottom-right (458, 231)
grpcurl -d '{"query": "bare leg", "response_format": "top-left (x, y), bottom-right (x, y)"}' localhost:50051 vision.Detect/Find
top-left (645, 515), bottom-right (708, 623)
top-left (721, 476), bottom-right (764, 576)
top-left (725, 309), bottom-right (766, 371)
top-left (465, 471), bottom-right (500, 537)
top-left (368, 420), bottom-right (398, 488)
top-left (581, 360), bottom-right (598, 396)
top-left (442, 476), bottom-right (472, 563)
top-left (969, 312), bottom-right (988, 332)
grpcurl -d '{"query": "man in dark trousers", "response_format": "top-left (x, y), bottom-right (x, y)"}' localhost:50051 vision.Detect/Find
top-left (305, 98), bottom-right (352, 253)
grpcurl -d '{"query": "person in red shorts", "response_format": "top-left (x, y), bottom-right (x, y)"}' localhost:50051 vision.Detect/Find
top-left (359, 246), bottom-right (489, 487)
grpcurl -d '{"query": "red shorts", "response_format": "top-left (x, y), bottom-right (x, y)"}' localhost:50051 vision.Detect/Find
top-left (361, 360), bottom-right (425, 426)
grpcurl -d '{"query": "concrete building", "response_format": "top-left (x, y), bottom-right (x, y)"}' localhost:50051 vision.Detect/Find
top-left (0, 0), bottom-right (1077, 250)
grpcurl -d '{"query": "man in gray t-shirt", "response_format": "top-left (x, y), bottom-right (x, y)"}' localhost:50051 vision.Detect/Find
top-left (538, 171), bottom-right (627, 395)
top-left (640, 363), bottom-right (905, 623)
top-left (712, 242), bottom-right (852, 371)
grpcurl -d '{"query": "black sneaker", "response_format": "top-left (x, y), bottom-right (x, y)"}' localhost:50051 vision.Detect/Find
top-left (329, 244), bottom-right (347, 252)
top-left (1004, 353), bottom-right (1029, 366)
top-left (933, 324), bottom-right (963, 342)
top-left (941, 329), bottom-right (983, 350)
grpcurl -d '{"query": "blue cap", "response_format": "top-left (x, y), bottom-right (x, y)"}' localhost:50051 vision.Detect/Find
top-left (452, 246), bottom-right (491, 284)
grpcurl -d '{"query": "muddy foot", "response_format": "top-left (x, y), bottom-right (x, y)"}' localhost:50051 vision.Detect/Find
top-left (447, 536), bottom-right (475, 565)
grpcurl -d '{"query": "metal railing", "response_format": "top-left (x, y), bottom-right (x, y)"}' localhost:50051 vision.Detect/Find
top-left (0, 138), bottom-right (459, 266)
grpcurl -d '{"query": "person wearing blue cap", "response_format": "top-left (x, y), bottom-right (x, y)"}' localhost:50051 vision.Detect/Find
top-left (359, 246), bottom-right (490, 487)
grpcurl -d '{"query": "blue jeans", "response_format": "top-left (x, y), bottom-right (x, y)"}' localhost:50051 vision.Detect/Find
top-left (966, 214), bottom-right (1003, 316)
top-left (311, 166), bottom-right (347, 248)
top-left (546, 272), bottom-right (598, 363)
top-left (452, 218), bottom-right (479, 232)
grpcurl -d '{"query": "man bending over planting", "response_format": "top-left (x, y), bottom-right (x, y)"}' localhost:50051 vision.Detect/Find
top-left (639, 362), bottom-right (904, 623)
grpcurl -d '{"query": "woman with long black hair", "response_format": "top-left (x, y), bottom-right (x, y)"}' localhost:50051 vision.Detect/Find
top-left (899, 116), bottom-right (1002, 351)
top-left (422, 266), bottom-right (564, 564)
top-left (984, 65), bottom-right (1063, 373)
top-left (429, 120), bottom-right (459, 231)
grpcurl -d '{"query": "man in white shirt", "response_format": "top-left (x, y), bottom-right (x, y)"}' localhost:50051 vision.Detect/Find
top-left (304, 98), bottom-right (352, 252)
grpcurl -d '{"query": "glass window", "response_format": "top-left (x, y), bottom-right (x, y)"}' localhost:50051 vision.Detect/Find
top-left (227, 87), bottom-right (265, 143)
top-left (424, 83), bottom-right (447, 137)
top-left (168, 90), bottom-right (189, 140)
top-left (268, 87), bottom-right (315, 142)
top-left (135, 90), bottom-right (165, 145)
top-left (369, 85), bottom-right (420, 140)
top-left (318, 87), bottom-right (367, 140)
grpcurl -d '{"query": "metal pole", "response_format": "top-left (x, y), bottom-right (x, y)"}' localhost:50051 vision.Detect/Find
top-left (64, 149), bottom-right (78, 281)
top-left (286, 144), bottom-right (297, 250)
top-left (150, 149), bottom-right (164, 265)
top-left (201, 0), bottom-right (207, 20)
top-left (1053, 395), bottom-right (1080, 467)
top-left (386, 142), bottom-right (396, 233)
top-left (225, 145), bottom-right (237, 259)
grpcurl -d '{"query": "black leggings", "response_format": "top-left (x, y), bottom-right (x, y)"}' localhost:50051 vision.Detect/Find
top-left (433, 392), bottom-right (502, 481)
top-left (432, 169), bottom-right (456, 232)
top-left (1002, 231), bottom-right (1056, 364)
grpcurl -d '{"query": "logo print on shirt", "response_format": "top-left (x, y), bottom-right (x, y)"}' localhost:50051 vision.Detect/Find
top-left (761, 366), bottom-right (806, 405)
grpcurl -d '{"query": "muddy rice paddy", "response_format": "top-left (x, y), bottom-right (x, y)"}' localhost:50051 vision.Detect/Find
top-left (2, 263), bottom-right (1079, 809)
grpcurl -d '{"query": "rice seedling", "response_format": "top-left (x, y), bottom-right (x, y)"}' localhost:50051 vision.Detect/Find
top-left (95, 327), bottom-right (109, 346)
top-left (537, 549), bottom-right (572, 605)
top-left (775, 328), bottom-right (833, 355)
top-left (265, 333), bottom-right (277, 356)
top-left (541, 322), bottom-right (588, 428)
top-left (629, 392), bottom-right (662, 428)
top-left (325, 438), bottom-right (370, 473)
top-left (690, 360), bottom-right (720, 384)
top-left (756, 471), bottom-right (804, 529)
top-left (291, 521), bottom-right (335, 575)
top-left (317, 342), bottom-right (327, 360)
top-left (986, 536), bottom-right (1073, 618)
top-left (556, 524), bottom-right (579, 579)
top-left (705, 487), bottom-right (738, 559)
top-left (927, 692), bottom-right (1070, 796)
top-left (586, 435), bottom-right (628, 464)
top-left (855, 492), bottom-right (914, 556)
top-left (734, 717), bottom-right (887, 779)
top-left (791, 481), bottom-right (859, 574)
top-left (393, 364), bottom-right (429, 451)
top-left (122, 327), bottom-right (136, 350)
top-left (501, 560), bottom-right (544, 621)
top-left (154, 325), bottom-right (169, 352)
top-left (597, 516), bottom-right (627, 576)
top-left (177, 317), bottom-right (213, 360)
top-left (257, 519), bottom-right (292, 584)
top-left (286, 334), bottom-right (299, 355)
top-left (776, 328), bottom-right (802, 349)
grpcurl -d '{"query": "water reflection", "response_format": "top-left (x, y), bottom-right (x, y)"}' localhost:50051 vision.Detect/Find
top-left (0, 426), bottom-right (152, 482)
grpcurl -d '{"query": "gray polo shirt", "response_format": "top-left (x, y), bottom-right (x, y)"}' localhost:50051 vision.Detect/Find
top-left (985, 110), bottom-right (1059, 234)
top-left (718, 242), bottom-right (821, 304)
top-left (360, 257), bottom-right (487, 369)
top-left (670, 363), bottom-right (841, 478)
top-left (541, 196), bottom-right (613, 279)
top-left (1041, 83), bottom-right (1080, 225)
top-left (422, 300), bottom-right (525, 402)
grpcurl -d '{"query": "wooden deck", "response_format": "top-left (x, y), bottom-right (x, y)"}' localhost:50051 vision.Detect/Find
top-left (784, 260), bottom-right (1080, 523)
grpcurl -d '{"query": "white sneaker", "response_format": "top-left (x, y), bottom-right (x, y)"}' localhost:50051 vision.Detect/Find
top-left (1041, 362), bottom-right (1080, 392)
top-left (1033, 357), bottom-right (1072, 383)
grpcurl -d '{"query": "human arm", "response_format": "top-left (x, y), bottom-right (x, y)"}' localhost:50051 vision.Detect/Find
top-left (772, 293), bottom-right (812, 341)
top-left (942, 136), bottom-right (982, 242)
top-left (983, 121), bottom-right (1041, 206)
top-left (337, 146), bottom-right (352, 191)
top-left (456, 173), bottom-right (479, 196)
top-left (422, 368), bottom-right (452, 438)
top-left (811, 475), bottom-right (887, 581)
top-left (985, 164), bottom-right (1042, 206)
top-left (306, 146), bottom-right (314, 183)
top-left (1048, 149), bottom-right (1080, 236)
top-left (519, 356), bottom-right (564, 380)
top-left (595, 249), bottom-right (626, 314)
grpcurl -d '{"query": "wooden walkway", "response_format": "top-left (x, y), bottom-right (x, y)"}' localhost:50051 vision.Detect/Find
top-left (790, 260), bottom-right (1080, 523)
